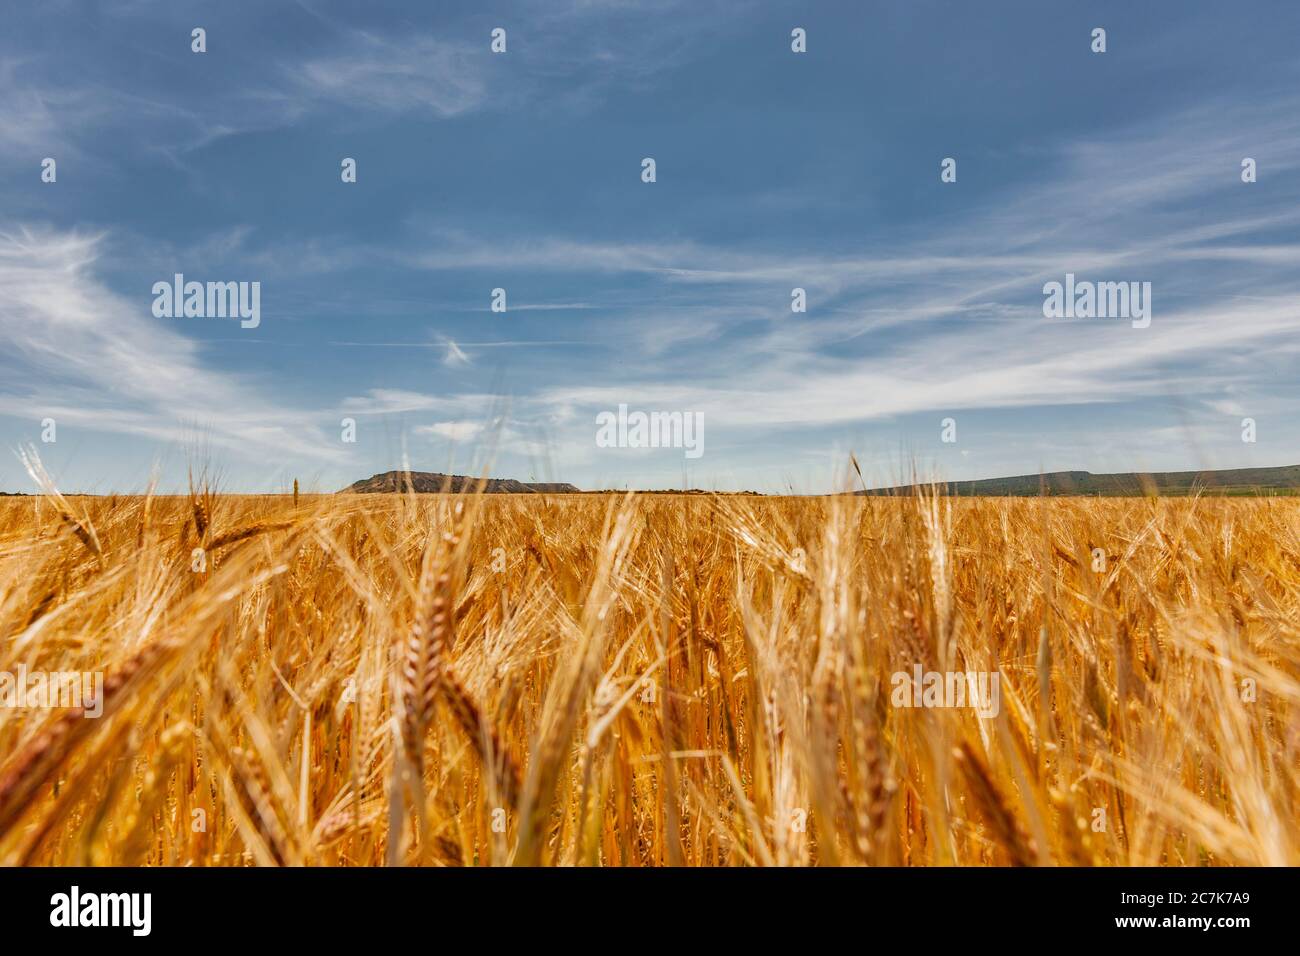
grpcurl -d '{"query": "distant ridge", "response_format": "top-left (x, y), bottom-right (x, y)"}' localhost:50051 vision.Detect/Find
top-left (856, 464), bottom-right (1300, 497)
top-left (341, 471), bottom-right (581, 494)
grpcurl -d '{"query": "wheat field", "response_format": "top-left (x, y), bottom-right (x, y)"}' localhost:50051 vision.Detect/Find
top-left (0, 479), bottom-right (1297, 866)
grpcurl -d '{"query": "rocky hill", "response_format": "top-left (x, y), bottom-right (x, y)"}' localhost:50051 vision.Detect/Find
top-left (857, 464), bottom-right (1300, 496)
top-left (341, 471), bottom-right (581, 494)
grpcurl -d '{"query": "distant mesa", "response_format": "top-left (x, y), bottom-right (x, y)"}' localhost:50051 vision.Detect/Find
top-left (857, 465), bottom-right (1300, 497)
top-left (341, 471), bottom-right (581, 494)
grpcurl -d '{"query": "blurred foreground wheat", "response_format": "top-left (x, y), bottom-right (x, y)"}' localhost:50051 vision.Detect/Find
top-left (0, 481), bottom-right (1297, 865)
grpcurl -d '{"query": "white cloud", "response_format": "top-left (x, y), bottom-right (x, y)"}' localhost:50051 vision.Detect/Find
top-left (394, 92), bottom-right (1300, 446)
top-left (415, 420), bottom-right (483, 441)
top-left (0, 226), bottom-right (339, 463)
top-left (339, 388), bottom-right (487, 416)
top-left (441, 338), bottom-right (471, 367)
top-left (290, 36), bottom-right (487, 117)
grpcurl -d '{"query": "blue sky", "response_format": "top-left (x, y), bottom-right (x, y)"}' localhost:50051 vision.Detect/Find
top-left (1, 0), bottom-right (1298, 493)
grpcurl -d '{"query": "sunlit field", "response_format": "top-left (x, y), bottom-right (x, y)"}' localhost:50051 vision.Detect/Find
top-left (1, 483), bottom-right (1297, 866)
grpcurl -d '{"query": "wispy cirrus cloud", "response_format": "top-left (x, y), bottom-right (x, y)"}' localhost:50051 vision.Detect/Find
top-left (0, 227), bottom-right (340, 465)
top-left (440, 337), bottom-right (472, 367)
top-left (339, 388), bottom-right (500, 417)
top-left (0, 0), bottom-right (727, 170)
top-left (288, 35), bottom-right (488, 118)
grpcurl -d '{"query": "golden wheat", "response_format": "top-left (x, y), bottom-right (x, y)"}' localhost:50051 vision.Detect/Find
top-left (0, 488), bottom-right (1296, 866)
